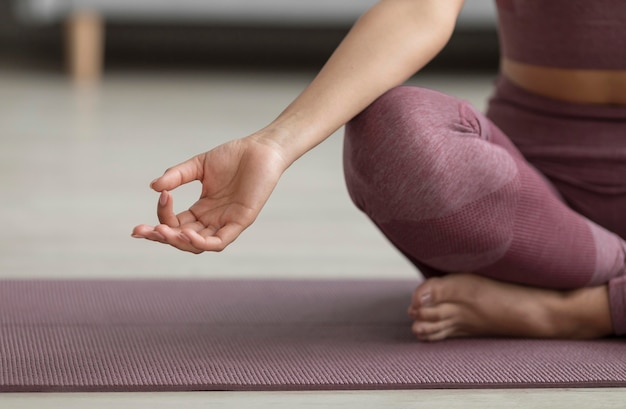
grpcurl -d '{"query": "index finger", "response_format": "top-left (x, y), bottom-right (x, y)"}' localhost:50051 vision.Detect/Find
top-left (151, 155), bottom-right (203, 192)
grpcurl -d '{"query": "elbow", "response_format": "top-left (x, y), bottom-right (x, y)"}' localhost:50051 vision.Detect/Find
top-left (414, 0), bottom-right (465, 48)
top-left (401, 0), bottom-right (465, 67)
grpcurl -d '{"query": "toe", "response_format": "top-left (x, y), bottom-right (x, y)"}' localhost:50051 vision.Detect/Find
top-left (412, 318), bottom-right (457, 342)
top-left (410, 302), bottom-right (462, 342)
top-left (409, 277), bottom-right (455, 320)
top-left (414, 303), bottom-right (457, 322)
top-left (411, 278), bottom-right (445, 310)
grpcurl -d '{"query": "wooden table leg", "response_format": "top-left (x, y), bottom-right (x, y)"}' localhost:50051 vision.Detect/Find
top-left (66, 11), bottom-right (104, 84)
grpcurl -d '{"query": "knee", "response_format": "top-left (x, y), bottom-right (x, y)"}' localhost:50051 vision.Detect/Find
top-left (344, 87), bottom-right (411, 212)
top-left (344, 85), bottom-right (473, 173)
top-left (346, 86), bottom-right (441, 148)
top-left (343, 86), bottom-right (469, 212)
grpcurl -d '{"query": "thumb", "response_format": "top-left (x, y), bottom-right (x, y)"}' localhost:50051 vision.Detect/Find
top-left (150, 156), bottom-right (203, 192)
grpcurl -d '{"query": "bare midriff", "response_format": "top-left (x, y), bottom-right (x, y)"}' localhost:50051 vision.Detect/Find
top-left (501, 58), bottom-right (626, 105)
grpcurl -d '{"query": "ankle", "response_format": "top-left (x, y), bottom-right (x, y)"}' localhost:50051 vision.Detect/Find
top-left (557, 286), bottom-right (613, 338)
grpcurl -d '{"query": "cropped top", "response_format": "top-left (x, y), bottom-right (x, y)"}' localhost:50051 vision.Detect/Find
top-left (495, 0), bottom-right (626, 69)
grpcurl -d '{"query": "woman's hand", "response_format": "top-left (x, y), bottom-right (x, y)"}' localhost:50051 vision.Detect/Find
top-left (132, 0), bottom-right (464, 253)
top-left (132, 136), bottom-right (289, 253)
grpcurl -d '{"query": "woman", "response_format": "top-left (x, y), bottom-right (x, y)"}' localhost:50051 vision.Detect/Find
top-left (132, 0), bottom-right (626, 342)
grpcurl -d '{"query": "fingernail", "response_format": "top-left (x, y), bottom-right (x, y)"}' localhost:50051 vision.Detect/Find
top-left (420, 293), bottom-right (432, 307)
top-left (159, 191), bottom-right (168, 206)
top-left (150, 178), bottom-right (159, 188)
top-left (131, 234), bottom-right (142, 239)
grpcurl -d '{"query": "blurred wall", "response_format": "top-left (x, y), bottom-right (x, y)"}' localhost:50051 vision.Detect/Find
top-left (0, 1), bottom-right (499, 73)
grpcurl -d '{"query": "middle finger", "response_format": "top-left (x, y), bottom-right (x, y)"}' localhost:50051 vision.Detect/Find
top-left (154, 224), bottom-right (203, 254)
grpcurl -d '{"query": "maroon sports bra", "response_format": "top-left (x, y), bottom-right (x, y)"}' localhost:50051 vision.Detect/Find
top-left (496, 0), bottom-right (626, 69)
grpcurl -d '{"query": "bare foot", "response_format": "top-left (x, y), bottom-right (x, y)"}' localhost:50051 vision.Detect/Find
top-left (407, 274), bottom-right (613, 342)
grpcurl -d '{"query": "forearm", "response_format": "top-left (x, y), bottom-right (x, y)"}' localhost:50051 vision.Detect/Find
top-left (255, 0), bottom-right (464, 166)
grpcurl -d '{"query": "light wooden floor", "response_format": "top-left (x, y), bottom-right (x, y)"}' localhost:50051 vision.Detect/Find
top-left (0, 68), bottom-right (624, 408)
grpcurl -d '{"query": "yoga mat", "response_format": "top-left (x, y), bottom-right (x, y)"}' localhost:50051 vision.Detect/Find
top-left (1, 279), bottom-right (625, 392)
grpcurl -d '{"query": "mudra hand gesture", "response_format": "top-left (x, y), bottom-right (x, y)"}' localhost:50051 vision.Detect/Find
top-left (132, 136), bottom-right (288, 253)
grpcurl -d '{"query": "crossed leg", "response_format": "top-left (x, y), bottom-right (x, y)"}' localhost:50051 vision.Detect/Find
top-left (343, 86), bottom-right (625, 341)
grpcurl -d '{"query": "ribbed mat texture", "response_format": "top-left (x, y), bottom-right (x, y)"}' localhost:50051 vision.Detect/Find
top-left (1, 280), bottom-right (625, 392)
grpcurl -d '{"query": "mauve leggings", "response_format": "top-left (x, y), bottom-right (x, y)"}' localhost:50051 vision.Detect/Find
top-left (343, 76), bottom-right (626, 335)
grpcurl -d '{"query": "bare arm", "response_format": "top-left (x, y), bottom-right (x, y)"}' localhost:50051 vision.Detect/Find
top-left (255, 0), bottom-right (465, 165)
top-left (133, 0), bottom-right (465, 252)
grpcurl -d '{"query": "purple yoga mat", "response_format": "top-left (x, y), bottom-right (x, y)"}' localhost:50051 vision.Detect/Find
top-left (1, 279), bottom-right (625, 392)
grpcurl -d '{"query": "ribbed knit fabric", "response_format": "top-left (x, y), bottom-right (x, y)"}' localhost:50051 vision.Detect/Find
top-left (343, 84), bottom-right (626, 334)
top-left (1, 279), bottom-right (626, 392)
top-left (496, 0), bottom-right (626, 69)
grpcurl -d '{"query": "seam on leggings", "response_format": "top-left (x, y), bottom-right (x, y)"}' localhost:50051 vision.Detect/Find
top-left (458, 102), bottom-right (489, 141)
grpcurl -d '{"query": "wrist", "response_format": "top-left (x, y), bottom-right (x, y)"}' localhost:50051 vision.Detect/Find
top-left (252, 114), bottom-right (329, 167)
top-left (246, 126), bottom-right (300, 170)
